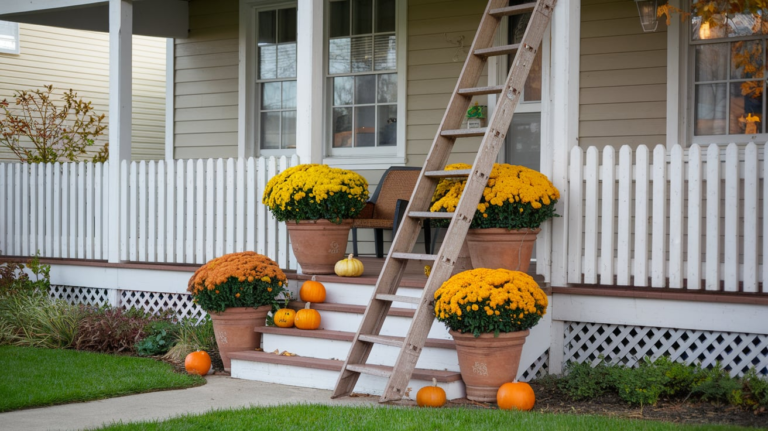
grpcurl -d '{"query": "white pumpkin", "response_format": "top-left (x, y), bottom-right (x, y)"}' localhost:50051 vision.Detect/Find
top-left (334, 254), bottom-right (364, 277)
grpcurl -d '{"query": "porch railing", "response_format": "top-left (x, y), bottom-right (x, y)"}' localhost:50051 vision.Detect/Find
top-left (567, 143), bottom-right (766, 293)
top-left (0, 156), bottom-right (299, 270)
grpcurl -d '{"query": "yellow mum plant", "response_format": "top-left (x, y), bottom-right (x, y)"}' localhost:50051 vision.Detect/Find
top-left (434, 268), bottom-right (548, 337)
top-left (262, 164), bottom-right (369, 224)
top-left (430, 163), bottom-right (560, 229)
top-left (187, 252), bottom-right (287, 313)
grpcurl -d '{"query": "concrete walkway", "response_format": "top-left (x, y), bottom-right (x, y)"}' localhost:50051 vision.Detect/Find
top-left (0, 376), bottom-right (380, 431)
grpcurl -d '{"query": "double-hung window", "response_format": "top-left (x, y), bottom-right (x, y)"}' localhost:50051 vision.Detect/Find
top-left (328, 0), bottom-right (398, 150)
top-left (0, 21), bottom-right (19, 55)
top-left (691, 6), bottom-right (768, 141)
top-left (257, 7), bottom-right (297, 151)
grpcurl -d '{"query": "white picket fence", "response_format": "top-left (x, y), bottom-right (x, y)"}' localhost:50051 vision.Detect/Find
top-left (0, 156), bottom-right (299, 269)
top-left (568, 143), bottom-right (766, 293)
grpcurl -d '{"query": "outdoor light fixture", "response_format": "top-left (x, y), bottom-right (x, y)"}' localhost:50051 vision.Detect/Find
top-left (634, 0), bottom-right (659, 32)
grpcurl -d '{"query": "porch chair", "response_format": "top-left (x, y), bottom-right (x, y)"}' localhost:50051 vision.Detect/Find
top-left (351, 166), bottom-right (432, 258)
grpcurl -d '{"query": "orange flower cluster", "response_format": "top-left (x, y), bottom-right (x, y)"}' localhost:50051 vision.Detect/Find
top-left (187, 251), bottom-right (286, 295)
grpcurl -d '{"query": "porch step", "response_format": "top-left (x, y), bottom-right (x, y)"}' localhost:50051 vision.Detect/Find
top-left (255, 326), bottom-right (455, 350)
top-left (229, 351), bottom-right (465, 399)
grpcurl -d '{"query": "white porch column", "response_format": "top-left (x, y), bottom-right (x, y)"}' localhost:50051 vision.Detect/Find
top-left (548, 0), bottom-right (580, 286)
top-left (295, 0), bottom-right (324, 164)
top-left (108, 0), bottom-right (132, 263)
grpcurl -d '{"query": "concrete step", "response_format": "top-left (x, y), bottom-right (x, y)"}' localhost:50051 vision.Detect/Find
top-left (230, 351), bottom-right (465, 400)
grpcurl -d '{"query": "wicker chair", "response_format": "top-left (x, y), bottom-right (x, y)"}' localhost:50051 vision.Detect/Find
top-left (352, 166), bottom-right (432, 258)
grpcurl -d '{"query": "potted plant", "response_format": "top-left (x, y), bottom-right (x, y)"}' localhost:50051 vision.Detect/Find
top-left (434, 268), bottom-right (548, 402)
top-left (187, 251), bottom-right (287, 371)
top-left (262, 164), bottom-right (369, 274)
top-left (430, 163), bottom-right (559, 272)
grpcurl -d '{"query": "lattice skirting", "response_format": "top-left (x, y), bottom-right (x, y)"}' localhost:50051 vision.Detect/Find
top-left (563, 321), bottom-right (768, 377)
top-left (50, 285), bottom-right (110, 307)
top-left (520, 349), bottom-right (549, 382)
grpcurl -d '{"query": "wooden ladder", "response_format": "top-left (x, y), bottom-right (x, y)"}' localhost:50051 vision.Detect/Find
top-left (331, 0), bottom-right (557, 403)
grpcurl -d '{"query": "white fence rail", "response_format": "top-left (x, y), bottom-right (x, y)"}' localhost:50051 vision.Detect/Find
top-left (0, 156), bottom-right (299, 270)
top-left (568, 143), bottom-right (766, 293)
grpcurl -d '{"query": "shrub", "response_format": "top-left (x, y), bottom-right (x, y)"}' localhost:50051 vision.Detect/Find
top-left (164, 316), bottom-right (217, 362)
top-left (0, 293), bottom-right (84, 348)
top-left (74, 307), bottom-right (157, 353)
top-left (742, 368), bottom-right (768, 409)
top-left (691, 362), bottom-right (743, 404)
top-left (609, 357), bottom-right (670, 406)
top-left (0, 252), bottom-right (49, 297)
top-left (559, 360), bottom-right (615, 400)
top-left (262, 164), bottom-right (369, 223)
top-left (136, 320), bottom-right (180, 356)
top-left (433, 268), bottom-right (548, 337)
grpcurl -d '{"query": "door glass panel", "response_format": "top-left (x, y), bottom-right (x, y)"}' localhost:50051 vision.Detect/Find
top-left (505, 112), bottom-right (541, 170)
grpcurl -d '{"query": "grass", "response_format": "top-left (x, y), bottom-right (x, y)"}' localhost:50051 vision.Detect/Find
top-left (95, 404), bottom-right (751, 431)
top-left (0, 345), bottom-right (204, 412)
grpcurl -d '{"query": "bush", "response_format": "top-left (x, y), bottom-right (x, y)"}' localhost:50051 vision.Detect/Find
top-left (163, 316), bottom-right (217, 362)
top-left (559, 360), bottom-right (615, 400)
top-left (74, 307), bottom-right (158, 353)
top-left (0, 293), bottom-right (84, 348)
top-left (609, 357), bottom-right (670, 406)
top-left (135, 320), bottom-right (179, 356)
top-left (742, 368), bottom-right (768, 409)
top-left (0, 253), bottom-right (50, 297)
top-left (691, 362), bottom-right (743, 404)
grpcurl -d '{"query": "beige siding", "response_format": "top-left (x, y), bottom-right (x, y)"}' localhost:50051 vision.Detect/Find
top-left (406, 0), bottom-right (487, 167)
top-left (173, 0), bottom-right (239, 160)
top-left (579, 0), bottom-right (668, 149)
top-left (0, 24), bottom-right (166, 162)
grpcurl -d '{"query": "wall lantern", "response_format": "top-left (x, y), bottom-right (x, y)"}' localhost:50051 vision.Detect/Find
top-left (634, 0), bottom-right (659, 32)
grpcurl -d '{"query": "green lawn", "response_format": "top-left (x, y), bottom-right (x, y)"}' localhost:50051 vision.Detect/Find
top-left (95, 404), bottom-right (750, 431)
top-left (0, 346), bottom-right (204, 412)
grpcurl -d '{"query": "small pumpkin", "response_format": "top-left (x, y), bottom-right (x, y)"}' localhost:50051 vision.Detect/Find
top-left (334, 254), bottom-right (364, 277)
top-left (274, 308), bottom-right (296, 328)
top-left (416, 378), bottom-right (446, 407)
top-left (184, 350), bottom-right (212, 376)
top-left (294, 302), bottom-right (321, 330)
top-left (300, 276), bottom-right (326, 303)
top-left (496, 381), bottom-right (535, 411)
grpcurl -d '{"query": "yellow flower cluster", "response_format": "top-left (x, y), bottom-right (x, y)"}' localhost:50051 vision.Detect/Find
top-left (430, 163), bottom-right (559, 214)
top-left (262, 164), bottom-right (368, 212)
top-left (187, 251), bottom-right (286, 295)
top-left (433, 268), bottom-right (548, 322)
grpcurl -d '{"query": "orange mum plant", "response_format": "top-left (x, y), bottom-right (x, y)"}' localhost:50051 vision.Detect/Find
top-left (187, 252), bottom-right (287, 313)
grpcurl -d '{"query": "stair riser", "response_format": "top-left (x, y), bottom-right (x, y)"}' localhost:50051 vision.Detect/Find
top-left (299, 282), bottom-right (425, 307)
top-left (316, 310), bottom-right (453, 340)
top-left (231, 359), bottom-right (466, 400)
top-left (262, 334), bottom-right (460, 372)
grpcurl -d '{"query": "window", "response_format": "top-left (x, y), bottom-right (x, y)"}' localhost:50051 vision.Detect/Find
top-left (257, 7), bottom-right (297, 150)
top-left (0, 21), bottom-right (19, 55)
top-left (328, 0), bottom-right (398, 149)
top-left (690, 6), bottom-right (767, 139)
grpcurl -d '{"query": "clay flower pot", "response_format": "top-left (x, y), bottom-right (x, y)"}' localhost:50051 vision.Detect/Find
top-left (450, 329), bottom-right (530, 402)
top-left (465, 228), bottom-right (540, 272)
top-left (210, 305), bottom-right (271, 371)
top-left (286, 219), bottom-right (353, 275)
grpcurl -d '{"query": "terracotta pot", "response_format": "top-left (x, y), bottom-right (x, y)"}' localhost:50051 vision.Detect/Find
top-left (286, 219), bottom-right (353, 275)
top-left (465, 228), bottom-right (540, 272)
top-left (210, 305), bottom-right (270, 372)
top-left (450, 329), bottom-right (529, 402)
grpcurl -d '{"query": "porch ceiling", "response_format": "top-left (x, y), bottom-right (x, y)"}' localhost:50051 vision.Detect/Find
top-left (0, 0), bottom-right (189, 39)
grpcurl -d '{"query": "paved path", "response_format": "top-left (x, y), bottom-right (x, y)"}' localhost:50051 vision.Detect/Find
top-left (0, 376), bottom-right (380, 431)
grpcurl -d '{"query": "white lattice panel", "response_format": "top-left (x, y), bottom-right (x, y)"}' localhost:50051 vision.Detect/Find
top-left (120, 290), bottom-right (206, 322)
top-left (563, 322), bottom-right (768, 377)
top-left (520, 349), bottom-right (549, 382)
top-left (49, 285), bottom-right (109, 307)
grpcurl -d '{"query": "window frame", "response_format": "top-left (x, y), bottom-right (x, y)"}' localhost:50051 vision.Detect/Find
top-left (0, 21), bottom-right (20, 55)
top-left (322, 0), bottom-right (407, 166)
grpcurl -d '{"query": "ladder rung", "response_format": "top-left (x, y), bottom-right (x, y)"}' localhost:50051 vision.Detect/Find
top-left (441, 128), bottom-right (486, 138)
top-left (408, 211), bottom-right (454, 219)
top-left (390, 252), bottom-right (438, 261)
top-left (358, 334), bottom-right (405, 348)
top-left (457, 85), bottom-right (503, 97)
top-left (489, 3), bottom-right (537, 17)
top-left (346, 364), bottom-right (394, 379)
top-left (424, 169), bottom-right (471, 178)
top-left (474, 43), bottom-right (520, 57)
top-left (376, 294), bottom-right (422, 305)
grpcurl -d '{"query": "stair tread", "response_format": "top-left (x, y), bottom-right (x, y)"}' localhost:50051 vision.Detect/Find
top-left (474, 43), bottom-right (520, 57)
top-left (441, 128), bottom-right (487, 137)
top-left (229, 351), bottom-right (462, 382)
top-left (288, 301), bottom-right (419, 317)
top-left (376, 294), bottom-right (422, 305)
top-left (255, 326), bottom-right (455, 349)
top-left (408, 211), bottom-right (455, 219)
top-left (390, 252), bottom-right (438, 261)
top-left (489, 3), bottom-right (537, 17)
top-left (457, 85), bottom-right (503, 96)
top-left (424, 169), bottom-right (471, 178)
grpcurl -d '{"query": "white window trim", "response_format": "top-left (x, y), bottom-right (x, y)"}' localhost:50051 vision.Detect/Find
top-left (0, 21), bottom-right (20, 55)
top-left (322, 0), bottom-right (407, 168)
top-left (240, 0), bottom-right (298, 159)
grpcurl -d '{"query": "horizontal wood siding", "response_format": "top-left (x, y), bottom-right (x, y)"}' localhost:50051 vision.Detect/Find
top-left (0, 24), bottom-right (166, 162)
top-left (173, 0), bottom-right (239, 160)
top-left (580, 0), bottom-right (667, 150)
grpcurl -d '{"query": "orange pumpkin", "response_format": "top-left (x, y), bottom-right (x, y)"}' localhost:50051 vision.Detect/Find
top-left (274, 308), bottom-right (296, 328)
top-left (294, 302), bottom-right (321, 330)
top-left (184, 351), bottom-right (212, 376)
top-left (300, 276), bottom-right (326, 303)
top-left (496, 381), bottom-right (535, 411)
top-left (416, 378), bottom-right (446, 407)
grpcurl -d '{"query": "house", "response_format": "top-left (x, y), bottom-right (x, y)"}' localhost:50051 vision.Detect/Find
top-left (0, 20), bottom-right (168, 161)
top-left (0, 0), bottom-right (765, 400)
